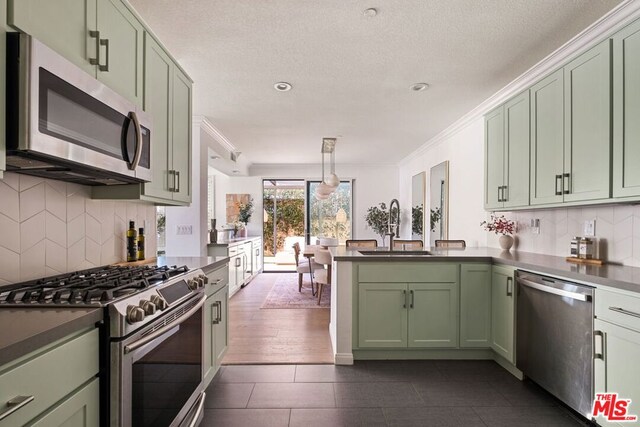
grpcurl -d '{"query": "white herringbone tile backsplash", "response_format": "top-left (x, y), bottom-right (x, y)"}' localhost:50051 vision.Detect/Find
top-left (487, 205), bottom-right (640, 266)
top-left (0, 172), bottom-right (157, 285)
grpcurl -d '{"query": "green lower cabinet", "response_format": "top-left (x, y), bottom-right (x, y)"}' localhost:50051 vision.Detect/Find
top-left (358, 283), bottom-right (408, 348)
top-left (28, 379), bottom-right (99, 427)
top-left (491, 265), bottom-right (515, 363)
top-left (460, 264), bottom-right (492, 348)
top-left (357, 281), bottom-right (458, 349)
top-left (203, 285), bottom-right (229, 388)
top-left (594, 319), bottom-right (640, 427)
top-left (408, 283), bottom-right (458, 348)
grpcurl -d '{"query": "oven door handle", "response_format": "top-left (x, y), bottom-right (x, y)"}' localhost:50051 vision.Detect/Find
top-left (124, 294), bottom-right (206, 354)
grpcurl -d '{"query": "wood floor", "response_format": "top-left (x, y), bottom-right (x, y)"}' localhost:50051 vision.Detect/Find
top-left (222, 273), bottom-right (334, 365)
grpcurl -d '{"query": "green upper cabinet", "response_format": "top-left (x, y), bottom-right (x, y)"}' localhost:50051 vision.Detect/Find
top-left (504, 91), bottom-right (530, 208)
top-left (484, 106), bottom-right (505, 209)
top-left (171, 67), bottom-right (193, 203)
top-left (96, 0), bottom-right (143, 105)
top-left (490, 265), bottom-right (515, 364)
top-left (530, 69), bottom-right (565, 206)
top-left (460, 264), bottom-right (492, 348)
top-left (484, 91), bottom-right (530, 210)
top-left (9, 0), bottom-right (142, 106)
top-left (407, 282), bottom-right (458, 348)
top-left (613, 20), bottom-right (640, 199)
top-left (563, 40), bottom-right (612, 203)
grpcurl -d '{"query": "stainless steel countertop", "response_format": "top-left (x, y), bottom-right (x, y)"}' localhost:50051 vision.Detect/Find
top-left (330, 246), bottom-right (640, 293)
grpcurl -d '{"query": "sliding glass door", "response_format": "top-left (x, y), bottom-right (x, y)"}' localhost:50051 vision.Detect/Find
top-left (306, 181), bottom-right (352, 245)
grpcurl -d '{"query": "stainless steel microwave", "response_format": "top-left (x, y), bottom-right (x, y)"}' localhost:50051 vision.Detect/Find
top-left (6, 33), bottom-right (152, 185)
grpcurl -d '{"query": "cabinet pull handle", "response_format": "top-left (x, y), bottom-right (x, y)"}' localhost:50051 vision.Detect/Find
top-left (212, 301), bottom-right (220, 324)
top-left (497, 186), bottom-right (502, 202)
top-left (506, 277), bottom-right (513, 296)
top-left (0, 395), bottom-right (35, 421)
top-left (176, 171), bottom-right (181, 193)
top-left (563, 173), bottom-right (570, 195)
top-left (609, 306), bottom-right (640, 319)
top-left (99, 38), bottom-right (110, 72)
top-left (594, 330), bottom-right (604, 360)
top-left (88, 30), bottom-right (101, 66)
top-left (555, 174), bottom-right (562, 196)
top-left (235, 257), bottom-right (241, 268)
top-left (217, 301), bottom-right (223, 323)
top-left (168, 170), bottom-right (176, 192)
top-left (403, 289), bottom-right (406, 309)
top-left (410, 289), bottom-right (415, 309)
top-left (502, 186), bottom-right (508, 202)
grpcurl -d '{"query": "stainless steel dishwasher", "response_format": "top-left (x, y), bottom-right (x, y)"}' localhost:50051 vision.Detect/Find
top-left (516, 271), bottom-right (595, 417)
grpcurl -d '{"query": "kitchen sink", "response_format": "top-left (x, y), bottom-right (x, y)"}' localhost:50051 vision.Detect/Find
top-left (358, 250), bottom-right (432, 256)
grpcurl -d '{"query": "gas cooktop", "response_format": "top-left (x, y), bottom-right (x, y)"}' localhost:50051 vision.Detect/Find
top-left (0, 264), bottom-right (189, 307)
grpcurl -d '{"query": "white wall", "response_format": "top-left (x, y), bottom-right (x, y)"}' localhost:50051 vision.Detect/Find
top-left (399, 118), bottom-right (488, 248)
top-left (208, 163), bottom-right (399, 244)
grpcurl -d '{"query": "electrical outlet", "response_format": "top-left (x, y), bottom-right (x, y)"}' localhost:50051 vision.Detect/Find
top-left (584, 220), bottom-right (596, 237)
top-left (176, 225), bottom-right (193, 235)
top-left (530, 218), bottom-right (540, 235)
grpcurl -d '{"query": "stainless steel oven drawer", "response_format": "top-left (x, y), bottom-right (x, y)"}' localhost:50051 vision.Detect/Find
top-left (0, 329), bottom-right (99, 427)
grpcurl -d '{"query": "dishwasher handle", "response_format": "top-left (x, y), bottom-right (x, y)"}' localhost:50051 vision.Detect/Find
top-left (517, 277), bottom-right (592, 302)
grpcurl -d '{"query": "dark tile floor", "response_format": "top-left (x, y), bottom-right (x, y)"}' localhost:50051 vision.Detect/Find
top-left (201, 360), bottom-right (591, 426)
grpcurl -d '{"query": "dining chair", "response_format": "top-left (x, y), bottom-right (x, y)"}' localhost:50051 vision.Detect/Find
top-left (313, 249), bottom-right (332, 305)
top-left (392, 239), bottom-right (424, 250)
top-left (292, 242), bottom-right (322, 294)
top-left (434, 239), bottom-right (466, 248)
top-left (345, 239), bottom-right (378, 249)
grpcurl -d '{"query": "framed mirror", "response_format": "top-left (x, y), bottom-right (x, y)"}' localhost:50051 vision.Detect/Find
top-left (429, 161), bottom-right (449, 244)
top-left (411, 172), bottom-right (425, 241)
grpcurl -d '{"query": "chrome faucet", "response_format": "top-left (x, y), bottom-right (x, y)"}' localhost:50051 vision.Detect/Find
top-left (386, 199), bottom-right (400, 250)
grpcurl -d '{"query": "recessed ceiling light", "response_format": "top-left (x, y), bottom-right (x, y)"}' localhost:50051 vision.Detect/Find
top-left (410, 83), bottom-right (430, 92)
top-left (210, 155), bottom-right (220, 160)
top-left (232, 170), bottom-right (240, 174)
top-left (274, 82), bottom-right (292, 92)
top-left (363, 8), bottom-right (378, 17)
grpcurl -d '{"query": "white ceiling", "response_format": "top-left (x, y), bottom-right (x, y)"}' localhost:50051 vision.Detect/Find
top-left (130, 0), bottom-right (621, 165)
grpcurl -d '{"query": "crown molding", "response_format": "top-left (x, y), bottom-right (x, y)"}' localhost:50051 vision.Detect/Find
top-left (192, 115), bottom-right (237, 153)
top-left (399, 0), bottom-right (640, 166)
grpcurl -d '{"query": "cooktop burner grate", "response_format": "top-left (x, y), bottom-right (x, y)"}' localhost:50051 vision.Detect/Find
top-left (0, 264), bottom-right (189, 306)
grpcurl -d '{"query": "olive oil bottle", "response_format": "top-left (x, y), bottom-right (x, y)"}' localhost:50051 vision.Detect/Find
top-left (137, 228), bottom-right (145, 261)
top-left (126, 221), bottom-right (137, 262)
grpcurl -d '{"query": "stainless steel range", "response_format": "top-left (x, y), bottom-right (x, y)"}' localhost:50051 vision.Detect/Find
top-left (0, 264), bottom-right (209, 427)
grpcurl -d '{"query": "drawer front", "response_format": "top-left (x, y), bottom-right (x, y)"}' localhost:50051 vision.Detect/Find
top-left (357, 263), bottom-right (458, 283)
top-left (0, 329), bottom-right (99, 427)
top-left (596, 288), bottom-right (640, 332)
top-left (206, 265), bottom-right (229, 296)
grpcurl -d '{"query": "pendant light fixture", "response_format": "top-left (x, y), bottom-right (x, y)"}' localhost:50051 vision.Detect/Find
top-left (325, 150), bottom-right (340, 189)
top-left (315, 147), bottom-right (334, 198)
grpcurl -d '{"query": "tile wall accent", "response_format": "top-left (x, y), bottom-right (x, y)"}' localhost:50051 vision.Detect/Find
top-left (487, 204), bottom-right (640, 266)
top-left (0, 172), bottom-right (157, 285)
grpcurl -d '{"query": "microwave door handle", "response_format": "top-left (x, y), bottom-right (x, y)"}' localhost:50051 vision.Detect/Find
top-left (124, 294), bottom-right (206, 354)
top-left (128, 112), bottom-right (144, 171)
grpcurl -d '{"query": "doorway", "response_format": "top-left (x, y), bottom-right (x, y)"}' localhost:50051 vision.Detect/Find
top-left (262, 180), bottom-right (306, 272)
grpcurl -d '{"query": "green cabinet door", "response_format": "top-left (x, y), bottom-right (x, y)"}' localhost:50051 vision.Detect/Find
top-left (530, 69), bottom-right (564, 206)
top-left (29, 378), bottom-right (99, 427)
top-left (8, 0), bottom-right (97, 75)
top-left (96, 0), bottom-right (143, 106)
top-left (408, 282), bottom-right (458, 348)
top-left (214, 286), bottom-right (229, 367)
top-left (358, 283), bottom-right (408, 348)
top-left (563, 40), bottom-right (612, 203)
top-left (484, 106), bottom-right (505, 209)
top-left (504, 91), bottom-right (530, 208)
top-left (594, 319), bottom-right (640, 427)
top-left (171, 67), bottom-right (193, 204)
top-left (491, 265), bottom-right (515, 363)
top-left (460, 264), bottom-right (492, 348)
top-left (613, 20), bottom-right (640, 198)
top-left (142, 33), bottom-right (173, 201)
top-left (203, 294), bottom-right (216, 388)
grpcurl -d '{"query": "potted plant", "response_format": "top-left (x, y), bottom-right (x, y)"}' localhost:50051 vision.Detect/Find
top-left (365, 202), bottom-right (399, 246)
top-left (236, 198), bottom-right (254, 237)
top-left (481, 213), bottom-right (516, 250)
top-left (412, 204), bottom-right (423, 236)
top-left (430, 207), bottom-right (441, 232)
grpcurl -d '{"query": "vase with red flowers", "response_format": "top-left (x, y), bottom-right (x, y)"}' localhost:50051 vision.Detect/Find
top-left (481, 213), bottom-right (516, 251)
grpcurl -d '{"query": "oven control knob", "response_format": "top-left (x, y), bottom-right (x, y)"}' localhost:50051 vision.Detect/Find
top-left (126, 305), bottom-right (145, 324)
top-left (139, 300), bottom-right (156, 315)
top-left (197, 276), bottom-right (206, 288)
top-left (200, 274), bottom-right (209, 285)
top-left (150, 295), bottom-right (167, 310)
top-left (187, 278), bottom-right (198, 291)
